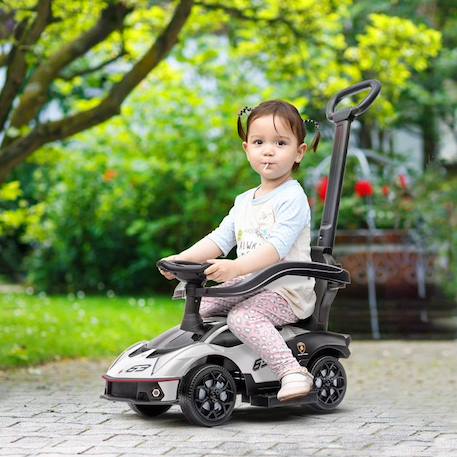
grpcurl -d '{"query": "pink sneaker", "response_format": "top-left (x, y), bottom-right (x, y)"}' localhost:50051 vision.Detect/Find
top-left (277, 369), bottom-right (314, 402)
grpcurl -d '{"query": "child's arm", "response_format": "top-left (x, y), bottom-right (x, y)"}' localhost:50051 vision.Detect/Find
top-left (204, 242), bottom-right (279, 282)
top-left (178, 237), bottom-right (223, 263)
top-left (162, 199), bottom-right (236, 280)
top-left (160, 238), bottom-right (223, 280)
top-left (233, 243), bottom-right (280, 276)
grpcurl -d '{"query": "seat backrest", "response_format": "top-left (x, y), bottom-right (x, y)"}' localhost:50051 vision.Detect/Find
top-left (295, 246), bottom-right (340, 331)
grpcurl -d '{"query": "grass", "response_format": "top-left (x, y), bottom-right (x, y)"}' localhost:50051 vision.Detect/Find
top-left (0, 291), bottom-right (183, 369)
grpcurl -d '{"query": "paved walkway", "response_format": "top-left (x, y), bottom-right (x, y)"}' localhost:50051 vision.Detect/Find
top-left (1, 340), bottom-right (456, 456)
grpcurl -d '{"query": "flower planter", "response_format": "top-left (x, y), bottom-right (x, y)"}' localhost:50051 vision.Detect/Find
top-left (318, 229), bottom-right (455, 338)
top-left (328, 229), bottom-right (437, 299)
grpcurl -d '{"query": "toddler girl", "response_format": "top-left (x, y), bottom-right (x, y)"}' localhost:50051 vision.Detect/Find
top-left (159, 100), bottom-right (320, 401)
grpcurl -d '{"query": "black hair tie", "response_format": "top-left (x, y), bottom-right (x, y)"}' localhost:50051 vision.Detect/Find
top-left (238, 106), bottom-right (252, 117)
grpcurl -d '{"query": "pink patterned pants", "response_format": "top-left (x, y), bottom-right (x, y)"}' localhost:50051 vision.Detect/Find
top-left (200, 276), bottom-right (303, 379)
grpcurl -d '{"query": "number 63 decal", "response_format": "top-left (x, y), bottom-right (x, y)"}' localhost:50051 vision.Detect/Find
top-left (126, 364), bottom-right (151, 372)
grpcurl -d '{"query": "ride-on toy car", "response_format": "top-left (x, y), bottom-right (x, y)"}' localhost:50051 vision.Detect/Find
top-left (102, 80), bottom-right (382, 426)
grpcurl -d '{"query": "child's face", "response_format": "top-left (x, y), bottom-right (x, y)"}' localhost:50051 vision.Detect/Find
top-left (242, 114), bottom-right (306, 182)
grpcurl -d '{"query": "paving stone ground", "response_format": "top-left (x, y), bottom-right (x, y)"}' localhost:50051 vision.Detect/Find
top-left (0, 340), bottom-right (456, 457)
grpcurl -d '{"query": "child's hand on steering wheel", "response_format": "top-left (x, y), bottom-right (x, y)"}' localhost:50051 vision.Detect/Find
top-left (204, 259), bottom-right (241, 283)
top-left (158, 255), bottom-right (179, 280)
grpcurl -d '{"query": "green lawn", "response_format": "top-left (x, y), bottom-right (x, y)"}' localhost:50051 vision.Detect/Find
top-left (0, 291), bottom-right (183, 369)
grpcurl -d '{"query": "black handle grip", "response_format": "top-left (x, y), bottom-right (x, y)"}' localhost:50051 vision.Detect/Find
top-left (326, 79), bottom-right (381, 122)
top-left (157, 259), bottom-right (209, 272)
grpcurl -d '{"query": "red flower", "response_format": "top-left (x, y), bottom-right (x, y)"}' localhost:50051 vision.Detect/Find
top-left (103, 169), bottom-right (118, 182)
top-left (316, 176), bottom-right (328, 202)
top-left (398, 174), bottom-right (407, 190)
top-left (382, 185), bottom-right (390, 197)
top-left (355, 180), bottom-right (374, 198)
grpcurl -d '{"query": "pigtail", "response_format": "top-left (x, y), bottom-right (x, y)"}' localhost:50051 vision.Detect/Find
top-left (304, 119), bottom-right (321, 152)
top-left (237, 114), bottom-right (246, 141)
top-left (237, 106), bottom-right (252, 141)
top-left (311, 129), bottom-right (321, 152)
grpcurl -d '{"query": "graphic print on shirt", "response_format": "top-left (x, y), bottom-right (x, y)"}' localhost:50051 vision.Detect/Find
top-left (256, 207), bottom-right (276, 240)
top-left (236, 206), bottom-right (276, 256)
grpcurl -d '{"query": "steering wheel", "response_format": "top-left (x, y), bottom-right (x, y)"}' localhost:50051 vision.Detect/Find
top-left (156, 259), bottom-right (212, 282)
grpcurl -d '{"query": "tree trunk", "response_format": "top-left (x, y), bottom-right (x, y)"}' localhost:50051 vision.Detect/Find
top-left (378, 128), bottom-right (385, 154)
top-left (359, 119), bottom-right (373, 149)
top-left (419, 104), bottom-right (439, 170)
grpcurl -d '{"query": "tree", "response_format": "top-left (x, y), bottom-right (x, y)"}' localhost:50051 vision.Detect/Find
top-left (0, 0), bottom-right (443, 185)
top-left (180, 4), bottom-right (441, 152)
top-left (348, 0), bottom-right (455, 169)
top-left (0, 0), bottom-right (193, 183)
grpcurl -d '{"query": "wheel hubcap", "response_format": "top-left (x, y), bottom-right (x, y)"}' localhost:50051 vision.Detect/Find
top-left (194, 371), bottom-right (235, 421)
top-left (314, 360), bottom-right (345, 405)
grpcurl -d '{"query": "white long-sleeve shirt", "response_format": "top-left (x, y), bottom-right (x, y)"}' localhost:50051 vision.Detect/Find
top-left (205, 179), bottom-right (316, 319)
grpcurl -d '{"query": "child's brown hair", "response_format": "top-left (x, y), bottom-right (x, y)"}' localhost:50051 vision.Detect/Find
top-left (237, 100), bottom-right (320, 171)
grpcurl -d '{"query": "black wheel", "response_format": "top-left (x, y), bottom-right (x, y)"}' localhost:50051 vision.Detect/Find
top-left (129, 403), bottom-right (172, 418)
top-left (308, 355), bottom-right (347, 412)
top-left (179, 364), bottom-right (237, 427)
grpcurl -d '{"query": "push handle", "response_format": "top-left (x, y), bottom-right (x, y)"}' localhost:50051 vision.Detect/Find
top-left (326, 79), bottom-right (381, 122)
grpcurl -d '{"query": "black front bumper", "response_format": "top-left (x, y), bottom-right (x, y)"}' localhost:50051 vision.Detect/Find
top-left (102, 376), bottom-right (179, 404)
top-left (101, 393), bottom-right (178, 405)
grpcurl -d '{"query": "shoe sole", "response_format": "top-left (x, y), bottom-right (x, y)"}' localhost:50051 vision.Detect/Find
top-left (277, 388), bottom-right (312, 402)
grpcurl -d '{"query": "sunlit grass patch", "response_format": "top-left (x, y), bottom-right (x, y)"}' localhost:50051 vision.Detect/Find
top-left (0, 291), bottom-right (182, 368)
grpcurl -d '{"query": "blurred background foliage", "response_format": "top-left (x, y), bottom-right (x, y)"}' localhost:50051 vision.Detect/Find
top-left (0, 0), bottom-right (456, 301)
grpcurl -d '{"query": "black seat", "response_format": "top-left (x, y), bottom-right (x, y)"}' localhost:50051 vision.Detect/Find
top-left (205, 245), bottom-right (335, 333)
top-left (297, 245), bottom-right (342, 332)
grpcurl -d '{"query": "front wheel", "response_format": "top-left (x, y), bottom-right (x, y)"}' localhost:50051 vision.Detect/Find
top-left (308, 355), bottom-right (347, 412)
top-left (179, 364), bottom-right (237, 427)
top-left (129, 403), bottom-right (172, 418)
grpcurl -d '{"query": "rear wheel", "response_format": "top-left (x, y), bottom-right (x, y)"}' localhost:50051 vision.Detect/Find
top-left (129, 403), bottom-right (171, 418)
top-left (179, 364), bottom-right (237, 427)
top-left (308, 356), bottom-right (347, 412)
